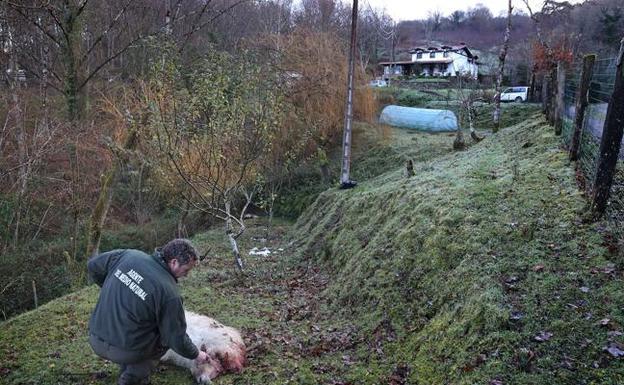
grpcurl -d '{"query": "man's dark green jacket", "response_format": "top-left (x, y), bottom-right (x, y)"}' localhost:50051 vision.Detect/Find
top-left (87, 249), bottom-right (199, 360)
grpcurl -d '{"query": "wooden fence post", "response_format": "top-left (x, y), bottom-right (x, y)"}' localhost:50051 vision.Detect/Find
top-left (529, 71), bottom-right (536, 102)
top-left (591, 39), bottom-right (624, 217)
top-left (542, 74), bottom-right (551, 115)
top-left (569, 54), bottom-right (596, 162)
top-left (32, 280), bottom-right (38, 308)
top-left (549, 66), bottom-right (557, 125)
top-left (554, 61), bottom-right (566, 135)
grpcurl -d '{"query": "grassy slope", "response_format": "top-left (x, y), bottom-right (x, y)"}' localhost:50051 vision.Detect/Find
top-left (291, 112), bottom-right (624, 384)
top-left (1, 111), bottom-right (623, 385)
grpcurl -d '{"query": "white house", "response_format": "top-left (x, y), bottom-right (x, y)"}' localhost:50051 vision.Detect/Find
top-left (379, 43), bottom-right (479, 79)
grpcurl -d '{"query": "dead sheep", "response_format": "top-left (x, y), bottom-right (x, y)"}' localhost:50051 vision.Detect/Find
top-left (160, 311), bottom-right (246, 384)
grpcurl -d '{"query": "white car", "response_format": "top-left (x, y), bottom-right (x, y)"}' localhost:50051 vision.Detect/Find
top-left (500, 86), bottom-right (528, 102)
top-left (369, 79), bottom-right (388, 87)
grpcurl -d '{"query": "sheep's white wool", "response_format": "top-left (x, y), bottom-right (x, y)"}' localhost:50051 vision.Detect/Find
top-left (161, 311), bottom-right (246, 384)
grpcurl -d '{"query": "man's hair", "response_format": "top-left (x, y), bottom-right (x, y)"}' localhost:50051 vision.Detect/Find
top-left (161, 239), bottom-right (198, 265)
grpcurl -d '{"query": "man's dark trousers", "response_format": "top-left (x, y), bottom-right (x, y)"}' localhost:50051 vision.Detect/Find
top-left (89, 334), bottom-right (165, 385)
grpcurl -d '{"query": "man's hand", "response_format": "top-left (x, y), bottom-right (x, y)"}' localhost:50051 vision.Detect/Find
top-left (195, 350), bottom-right (209, 364)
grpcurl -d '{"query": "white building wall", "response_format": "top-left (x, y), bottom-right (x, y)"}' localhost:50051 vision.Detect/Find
top-left (396, 49), bottom-right (478, 78)
top-left (450, 53), bottom-right (468, 75)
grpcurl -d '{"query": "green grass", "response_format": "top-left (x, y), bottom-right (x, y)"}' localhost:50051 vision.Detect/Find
top-left (291, 112), bottom-right (624, 384)
top-left (1, 113), bottom-right (623, 384)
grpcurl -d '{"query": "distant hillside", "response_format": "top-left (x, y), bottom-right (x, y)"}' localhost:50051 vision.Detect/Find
top-left (383, 0), bottom-right (624, 81)
top-left (394, 14), bottom-right (533, 53)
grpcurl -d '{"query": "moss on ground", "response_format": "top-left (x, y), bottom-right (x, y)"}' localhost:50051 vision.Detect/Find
top-left (1, 112), bottom-right (623, 384)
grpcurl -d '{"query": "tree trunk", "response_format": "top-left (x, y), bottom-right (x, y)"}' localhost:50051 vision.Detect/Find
top-left (267, 190), bottom-right (276, 234)
top-left (493, 0), bottom-right (513, 133)
top-left (68, 142), bottom-right (81, 261)
top-left (569, 54), bottom-right (596, 162)
top-left (7, 35), bottom-right (30, 249)
top-left (225, 200), bottom-right (244, 271)
top-left (177, 199), bottom-right (191, 238)
top-left (317, 147), bottom-right (330, 184)
top-left (468, 104), bottom-right (483, 141)
top-left (61, 3), bottom-right (84, 121)
top-left (41, 45), bottom-right (50, 132)
top-left (12, 89), bottom-right (26, 249)
top-left (86, 125), bottom-right (139, 257)
top-left (85, 170), bottom-right (116, 258)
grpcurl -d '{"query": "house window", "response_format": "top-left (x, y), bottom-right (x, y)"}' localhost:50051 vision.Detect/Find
top-left (416, 52), bottom-right (422, 59)
top-left (429, 52), bottom-right (435, 58)
top-left (443, 51), bottom-right (449, 58)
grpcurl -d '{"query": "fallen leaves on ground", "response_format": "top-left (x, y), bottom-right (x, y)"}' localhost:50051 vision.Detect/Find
top-left (605, 343), bottom-right (624, 358)
top-left (534, 331), bottom-right (553, 342)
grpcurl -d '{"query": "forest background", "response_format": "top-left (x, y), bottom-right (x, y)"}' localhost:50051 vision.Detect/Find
top-left (1, 0), bottom-right (623, 320)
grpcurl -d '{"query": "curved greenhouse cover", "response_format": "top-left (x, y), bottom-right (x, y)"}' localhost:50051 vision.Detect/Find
top-left (379, 105), bottom-right (458, 132)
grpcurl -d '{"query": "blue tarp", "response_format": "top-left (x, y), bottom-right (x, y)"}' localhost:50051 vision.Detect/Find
top-left (379, 105), bottom-right (458, 132)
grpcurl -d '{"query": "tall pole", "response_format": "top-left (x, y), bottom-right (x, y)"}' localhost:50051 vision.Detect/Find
top-left (340, 0), bottom-right (358, 189)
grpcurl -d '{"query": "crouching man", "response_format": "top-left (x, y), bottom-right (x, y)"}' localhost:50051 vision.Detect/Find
top-left (87, 239), bottom-right (209, 385)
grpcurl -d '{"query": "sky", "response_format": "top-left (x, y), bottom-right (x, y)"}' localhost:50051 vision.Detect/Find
top-left (362, 0), bottom-right (585, 21)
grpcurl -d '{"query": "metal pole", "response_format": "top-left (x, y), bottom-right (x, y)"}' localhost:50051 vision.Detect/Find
top-left (340, 0), bottom-right (358, 189)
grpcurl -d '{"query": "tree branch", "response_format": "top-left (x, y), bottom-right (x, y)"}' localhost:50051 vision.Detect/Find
top-left (11, 6), bottom-right (61, 46)
top-left (77, 34), bottom-right (146, 91)
top-left (179, 0), bottom-right (250, 40)
top-left (78, 0), bottom-right (136, 67)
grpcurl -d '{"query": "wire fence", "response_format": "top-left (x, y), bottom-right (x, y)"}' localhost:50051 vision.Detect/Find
top-left (561, 56), bottom-right (624, 243)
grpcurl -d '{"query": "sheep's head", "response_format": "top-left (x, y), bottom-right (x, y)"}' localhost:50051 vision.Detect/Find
top-left (216, 342), bottom-right (246, 373)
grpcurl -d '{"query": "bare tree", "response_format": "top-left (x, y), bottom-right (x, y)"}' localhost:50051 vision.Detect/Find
top-left (85, 101), bottom-right (140, 257)
top-left (357, 5), bottom-right (391, 75)
top-left (146, 48), bottom-right (283, 271)
top-left (294, 0), bottom-right (350, 34)
top-left (0, 3), bottom-right (57, 249)
top-left (493, 0), bottom-right (513, 132)
top-left (4, 0), bottom-right (247, 121)
top-left (426, 10), bottom-right (443, 37)
top-left (456, 76), bottom-right (486, 147)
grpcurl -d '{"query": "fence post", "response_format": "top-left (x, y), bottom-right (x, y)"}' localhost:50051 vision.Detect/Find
top-left (32, 280), bottom-right (38, 308)
top-left (569, 54), bottom-right (596, 162)
top-left (591, 38), bottom-right (624, 217)
top-left (554, 61), bottom-right (566, 135)
top-left (529, 71), bottom-right (536, 102)
top-left (549, 66), bottom-right (557, 125)
top-left (542, 74), bottom-right (551, 115)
